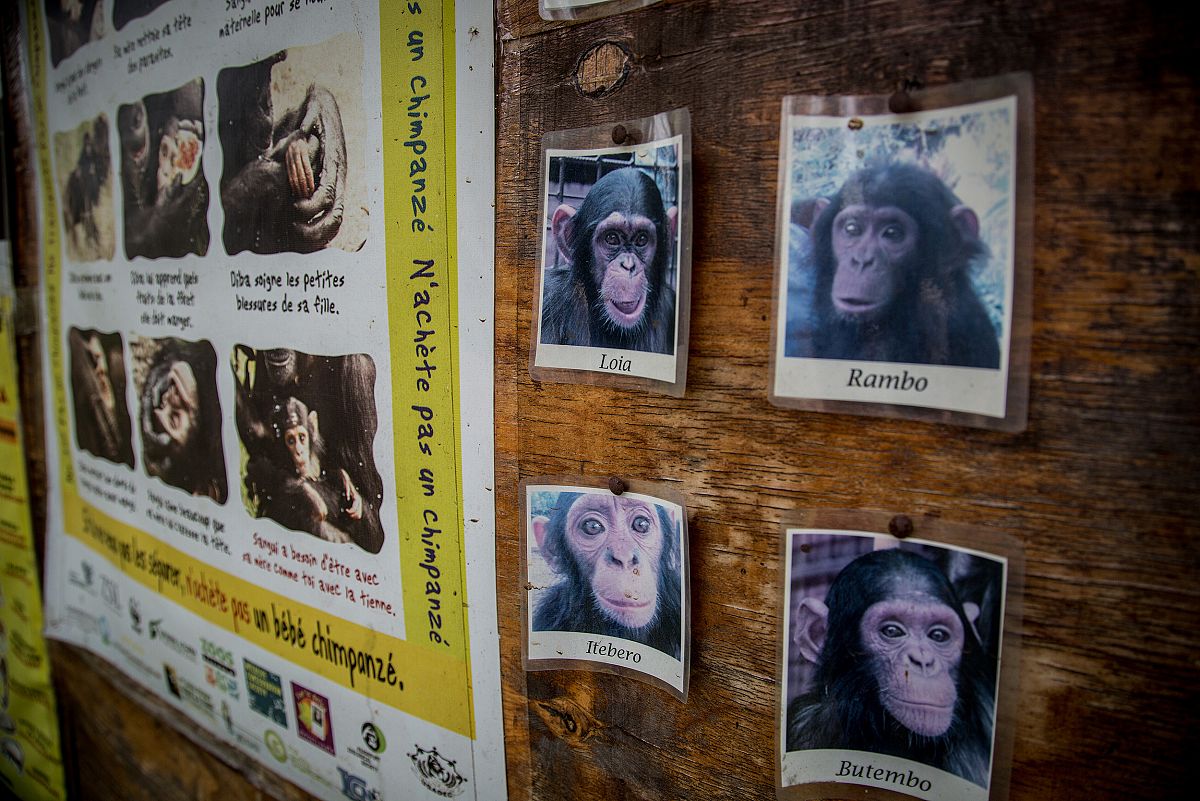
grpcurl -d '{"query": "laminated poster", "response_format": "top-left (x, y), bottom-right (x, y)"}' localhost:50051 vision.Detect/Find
top-left (24, 2), bottom-right (504, 800)
top-left (0, 253), bottom-right (67, 801)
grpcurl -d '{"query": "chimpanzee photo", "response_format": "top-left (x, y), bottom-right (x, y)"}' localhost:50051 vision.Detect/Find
top-left (113, 0), bottom-right (170, 30)
top-left (216, 34), bottom-right (367, 256)
top-left (45, 0), bottom-right (104, 67)
top-left (527, 487), bottom-right (684, 660)
top-left (782, 532), bottom-right (1005, 792)
top-left (232, 346), bottom-right (384, 554)
top-left (131, 337), bottom-right (227, 503)
top-left (117, 79), bottom-right (209, 260)
top-left (538, 155), bottom-right (679, 356)
top-left (54, 114), bottom-right (115, 262)
top-left (68, 327), bottom-right (134, 468)
top-left (787, 163), bottom-right (999, 368)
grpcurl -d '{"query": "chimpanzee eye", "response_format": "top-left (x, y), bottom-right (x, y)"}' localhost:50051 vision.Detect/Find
top-left (928, 626), bottom-right (951, 643)
top-left (603, 231), bottom-right (621, 246)
top-left (580, 518), bottom-right (605, 536)
top-left (843, 220), bottom-right (862, 236)
top-left (880, 623), bottom-right (905, 639)
top-left (882, 224), bottom-right (906, 241)
top-left (631, 515), bottom-right (651, 533)
top-left (633, 232), bottom-right (650, 248)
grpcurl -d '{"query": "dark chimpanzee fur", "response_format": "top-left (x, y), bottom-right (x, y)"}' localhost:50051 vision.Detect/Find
top-left (64, 117), bottom-right (110, 250)
top-left (540, 168), bottom-right (676, 354)
top-left (787, 549), bottom-right (996, 787)
top-left (533, 493), bottom-right (682, 658)
top-left (794, 163), bottom-right (1000, 368)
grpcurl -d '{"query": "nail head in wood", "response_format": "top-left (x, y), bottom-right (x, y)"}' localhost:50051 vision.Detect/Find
top-left (608, 476), bottom-right (626, 495)
top-left (889, 514), bottom-right (914, 539)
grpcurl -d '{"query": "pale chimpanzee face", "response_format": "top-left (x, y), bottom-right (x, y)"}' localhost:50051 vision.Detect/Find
top-left (858, 593), bottom-right (965, 737)
top-left (564, 494), bottom-right (665, 630)
top-left (283, 424), bottom-right (311, 476)
top-left (85, 335), bottom-right (115, 412)
top-left (153, 361), bottom-right (199, 447)
top-left (830, 204), bottom-right (920, 321)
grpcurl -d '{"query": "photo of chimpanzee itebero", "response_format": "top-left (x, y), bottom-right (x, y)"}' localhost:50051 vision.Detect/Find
top-left (117, 79), bottom-right (209, 260)
top-left (131, 337), bottom-right (227, 503)
top-left (45, 0), bottom-right (105, 67)
top-left (232, 346), bottom-right (384, 554)
top-left (537, 142), bottom-right (681, 357)
top-left (782, 531), bottom-right (1006, 794)
top-left (217, 34), bottom-right (368, 256)
top-left (68, 327), bottom-right (134, 468)
top-left (780, 104), bottom-right (1013, 370)
top-left (54, 114), bottom-right (115, 263)
top-left (527, 487), bottom-right (684, 661)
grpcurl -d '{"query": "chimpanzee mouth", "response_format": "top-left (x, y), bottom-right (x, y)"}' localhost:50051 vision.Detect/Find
top-left (833, 295), bottom-right (884, 316)
top-left (602, 596), bottom-right (650, 609)
top-left (606, 296), bottom-right (646, 326)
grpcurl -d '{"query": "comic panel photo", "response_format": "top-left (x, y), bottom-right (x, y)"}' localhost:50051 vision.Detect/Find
top-left (780, 530), bottom-right (1007, 801)
top-left (773, 95), bottom-right (1019, 419)
top-left (54, 114), bottom-right (115, 263)
top-left (533, 138), bottom-right (683, 383)
top-left (117, 78), bottom-right (210, 260)
top-left (525, 483), bottom-right (688, 696)
top-left (69, 327), bottom-right (133, 468)
top-left (231, 346), bottom-right (383, 554)
top-left (217, 33), bottom-right (368, 256)
top-left (45, 1), bottom-right (105, 67)
top-left (131, 337), bottom-right (227, 503)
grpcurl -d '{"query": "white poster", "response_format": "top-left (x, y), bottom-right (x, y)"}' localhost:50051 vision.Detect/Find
top-left (25, 1), bottom-right (504, 799)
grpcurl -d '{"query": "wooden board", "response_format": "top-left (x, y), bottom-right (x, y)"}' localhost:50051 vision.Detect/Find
top-left (4, 0), bottom-right (1199, 799)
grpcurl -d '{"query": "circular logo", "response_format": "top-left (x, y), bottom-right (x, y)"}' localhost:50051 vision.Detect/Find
top-left (361, 722), bottom-right (386, 754)
top-left (264, 730), bottom-right (287, 763)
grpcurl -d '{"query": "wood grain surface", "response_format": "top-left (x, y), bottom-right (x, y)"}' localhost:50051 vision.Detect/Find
top-left (3, 1), bottom-right (1198, 800)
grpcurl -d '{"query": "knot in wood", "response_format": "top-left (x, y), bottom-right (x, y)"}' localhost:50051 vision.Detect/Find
top-left (574, 41), bottom-right (632, 99)
top-left (532, 696), bottom-right (598, 746)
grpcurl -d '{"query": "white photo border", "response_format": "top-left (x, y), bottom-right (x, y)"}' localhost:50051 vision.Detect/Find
top-left (522, 481), bottom-right (690, 700)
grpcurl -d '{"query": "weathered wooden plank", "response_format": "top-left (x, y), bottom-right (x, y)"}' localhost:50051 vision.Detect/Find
top-left (496, 1), bottom-right (1199, 799)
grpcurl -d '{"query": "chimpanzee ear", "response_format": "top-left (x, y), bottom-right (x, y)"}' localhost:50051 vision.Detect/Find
top-left (666, 206), bottom-right (679, 247)
top-left (794, 197), bottom-right (829, 230)
top-left (793, 597), bottom-right (829, 664)
top-left (308, 410), bottom-right (320, 438)
top-left (950, 204), bottom-right (980, 240)
top-left (550, 205), bottom-right (577, 262)
top-left (532, 516), bottom-right (562, 572)
top-left (962, 601), bottom-right (981, 625)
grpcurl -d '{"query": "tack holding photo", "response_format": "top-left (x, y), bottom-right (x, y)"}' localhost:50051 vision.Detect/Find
top-left (780, 530), bottom-right (1008, 801)
top-left (117, 79), bottom-right (210, 260)
top-left (131, 337), bottom-right (227, 503)
top-left (524, 482), bottom-right (689, 698)
top-left (217, 34), bottom-right (367, 256)
top-left (532, 134), bottom-right (686, 386)
top-left (772, 78), bottom-right (1032, 427)
top-left (231, 346), bottom-right (384, 554)
top-left (68, 327), bottom-right (134, 468)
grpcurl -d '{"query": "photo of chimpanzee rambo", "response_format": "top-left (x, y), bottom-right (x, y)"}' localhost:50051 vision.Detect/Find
top-left (533, 137), bottom-right (684, 383)
top-left (232, 346), bottom-right (384, 554)
top-left (773, 93), bottom-right (1021, 421)
top-left (525, 484), bottom-right (688, 695)
top-left (217, 34), bottom-right (368, 256)
top-left (781, 531), bottom-right (1006, 798)
top-left (113, 0), bottom-right (170, 30)
top-left (54, 114), bottom-right (115, 263)
top-left (68, 327), bottom-right (134, 468)
top-left (117, 79), bottom-right (210, 260)
top-left (45, 0), bottom-right (105, 67)
top-left (131, 337), bottom-right (227, 503)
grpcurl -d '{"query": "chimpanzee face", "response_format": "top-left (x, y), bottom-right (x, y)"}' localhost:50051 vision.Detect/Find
top-left (283, 424), bottom-right (311, 476)
top-left (152, 361), bottom-right (199, 447)
top-left (564, 494), bottom-right (665, 630)
top-left (830, 204), bottom-right (920, 321)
